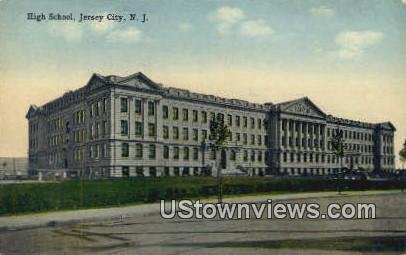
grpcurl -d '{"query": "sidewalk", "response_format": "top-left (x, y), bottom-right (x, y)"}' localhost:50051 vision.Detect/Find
top-left (0, 190), bottom-right (400, 231)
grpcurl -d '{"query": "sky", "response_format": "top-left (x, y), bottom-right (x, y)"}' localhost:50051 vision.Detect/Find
top-left (0, 0), bottom-right (405, 167)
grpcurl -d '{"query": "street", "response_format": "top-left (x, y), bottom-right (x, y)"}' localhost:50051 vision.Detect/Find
top-left (0, 192), bottom-right (405, 255)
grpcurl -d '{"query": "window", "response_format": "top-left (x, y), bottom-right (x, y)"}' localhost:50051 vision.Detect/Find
top-left (250, 118), bottom-right (255, 129)
top-left (183, 109), bottom-right (188, 121)
top-left (236, 133), bottom-right (241, 142)
top-left (227, 114), bottom-right (232, 126)
top-left (257, 119), bottom-right (262, 129)
top-left (163, 145), bottom-right (169, 159)
top-left (136, 165), bottom-right (147, 177)
top-left (95, 122), bottom-right (100, 138)
top-left (102, 120), bottom-right (108, 136)
top-left (135, 121), bottom-right (143, 136)
top-left (103, 98), bottom-right (107, 113)
top-left (230, 150), bottom-right (236, 161)
top-left (236, 116), bottom-right (241, 127)
top-left (243, 117), bottom-right (248, 128)
top-left (243, 150), bottom-right (248, 161)
top-left (210, 112), bottom-right (216, 121)
top-left (164, 167), bottom-right (170, 176)
top-left (202, 130), bottom-right (208, 141)
top-left (149, 144), bottom-right (156, 159)
top-left (201, 111), bottom-right (207, 123)
top-left (193, 129), bottom-right (198, 141)
top-left (192, 110), bottom-right (198, 122)
top-left (173, 107), bottom-right (179, 120)
top-left (121, 143), bottom-right (129, 157)
top-left (183, 147), bottom-right (189, 160)
top-left (135, 143), bottom-right (143, 159)
top-left (257, 135), bottom-right (262, 145)
top-left (173, 127), bottom-right (179, 139)
top-left (122, 166), bottom-right (129, 177)
top-left (258, 151), bottom-right (262, 162)
top-left (174, 167), bottom-right (180, 176)
top-left (182, 167), bottom-right (189, 176)
top-left (173, 146), bottom-right (179, 159)
top-left (149, 167), bottom-right (157, 177)
top-left (148, 101), bottom-right (155, 115)
top-left (251, 135), bottom-right (255, 145)
top-left (251, 151), bottom-right (255, 161)
top-left (89, 104), bottom-right (94, 118)
top-left (89, 124), bottom-right (94, 139)
top-left (96, 101), bottom-right (101, 116)
top-left (148, 123), bottom-right (156, 137)
top-left (163, 126), bottom-right (169, 139)
top-left (135, 99), bottom-right (142, 114)
top-left (243, 133), bottom-right (247, 145)
top-left (162, 105), bottom-right (169, 119)
top-left (120, 98), bottom-right (128, 112)
top-left (94, 144), bottom-right (99, 159)
top-left (183, 127), bottom-right (189, 140)
top-left (121, 120), bottom-right (128, 135)
top-left (193, 147), bottom-right (198, 160)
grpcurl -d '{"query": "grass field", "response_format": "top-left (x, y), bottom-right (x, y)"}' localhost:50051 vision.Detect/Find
top-left (0, 177), bottom-right (402, 216)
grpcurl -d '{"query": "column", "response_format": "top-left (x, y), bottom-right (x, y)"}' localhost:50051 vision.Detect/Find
top-left (155, 99), bottom-right (162, 142)
top-left (279, 119), bottom-right (284, 148)
top-left (142, 98), bottom-right (148, 140)
top-left (298, 121), bottom-right (302, 150)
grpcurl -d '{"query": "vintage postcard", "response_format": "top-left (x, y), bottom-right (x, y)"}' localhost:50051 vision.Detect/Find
top-left (0, 0), bottom-right (405, 254)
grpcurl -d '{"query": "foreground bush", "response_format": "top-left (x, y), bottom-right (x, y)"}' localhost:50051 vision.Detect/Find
top-left (0, 177), bottom-right (402, 215)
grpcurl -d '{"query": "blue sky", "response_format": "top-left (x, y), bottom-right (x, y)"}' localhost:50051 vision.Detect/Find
top-left (1, 0), bottom-right (405, 73)
top-left (0, 0), bottom-right (405, 164)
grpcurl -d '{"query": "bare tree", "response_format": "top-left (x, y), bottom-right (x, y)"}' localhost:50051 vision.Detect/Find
top-left (331, 128), bottom-right (345, 194)
top-left (208, 113), bottom-right (231, 204)
top-left (399, 139), bottom-right (406, 170)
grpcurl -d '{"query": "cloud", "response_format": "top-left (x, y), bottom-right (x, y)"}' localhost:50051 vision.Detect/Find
top-left (48, 22), bottom-right (83, 42)
top-left (179, 22), bottom-right (192, 32)
top-left (106, 27), bottom-right (143, 43)
top-left (309, 6), bottom-right (335, 17)
top-left (334, 30), bottom-right (383, 59)
top-left (210, 6), bottom-right (244, 34)
top-left (239, 19), bottom-right (273, 37)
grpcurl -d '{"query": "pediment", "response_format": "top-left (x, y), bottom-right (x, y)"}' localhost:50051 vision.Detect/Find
top-left (86, 74), bottom-right (107, 91)
top-left (87, 72), bottom-right (162, 92)
top-left (26, 105), bottom-right (41, 119)
top-left (377, 122), bottom-right (396, 131)
top-left (116, 72), bottom-right (162, 91)
top-left (279, 97), bottom-right (326, 118)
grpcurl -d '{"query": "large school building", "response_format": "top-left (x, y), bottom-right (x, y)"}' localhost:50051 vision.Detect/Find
top-left (26, 72), bottom-right (396, 178)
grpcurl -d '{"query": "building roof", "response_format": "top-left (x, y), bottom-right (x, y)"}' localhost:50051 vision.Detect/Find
top-left (25, 72), bottom-right (396, 130)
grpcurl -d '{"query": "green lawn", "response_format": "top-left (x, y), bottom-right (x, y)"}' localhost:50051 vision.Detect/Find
top-left (0, 177), bottom-right (401, 216)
